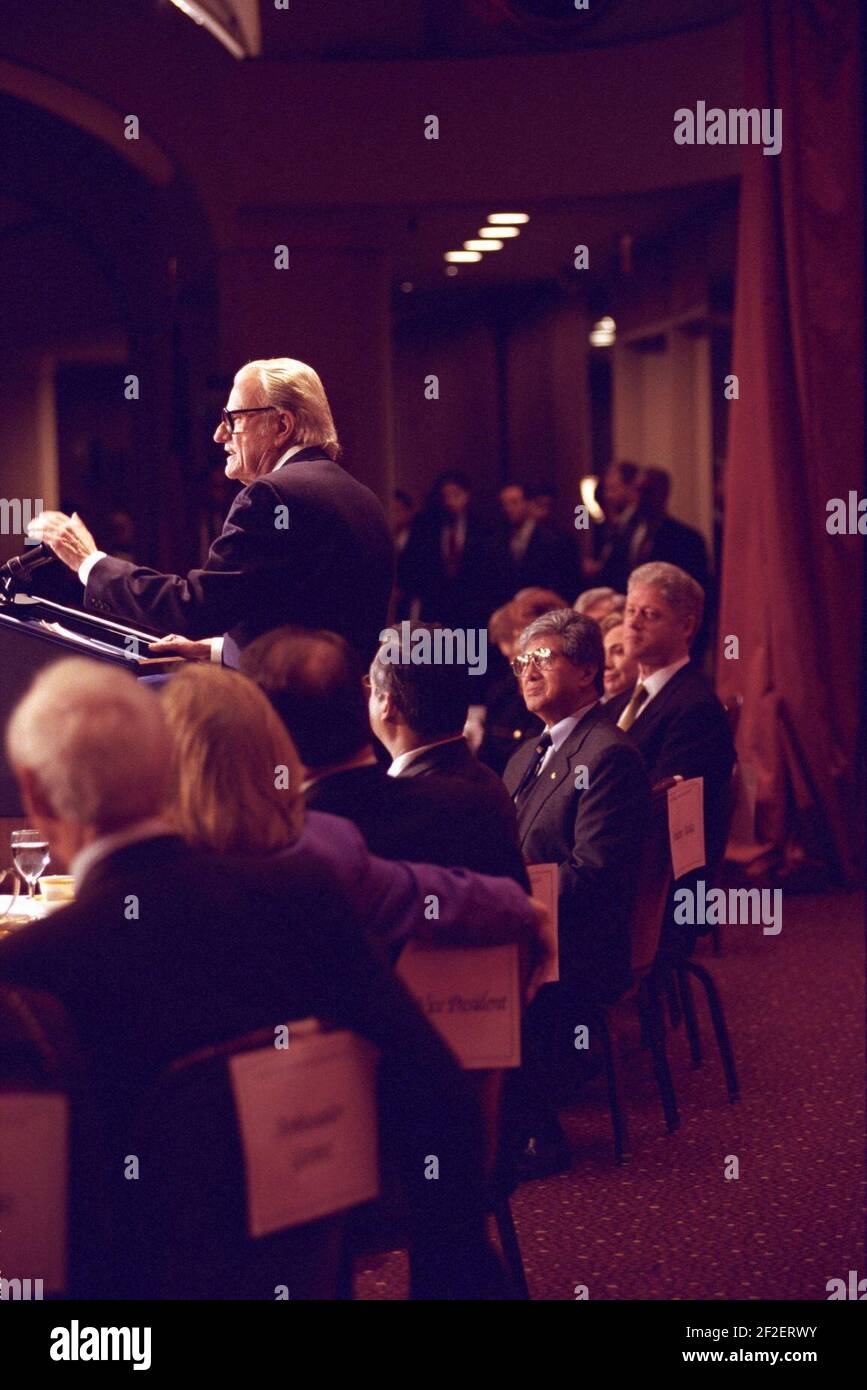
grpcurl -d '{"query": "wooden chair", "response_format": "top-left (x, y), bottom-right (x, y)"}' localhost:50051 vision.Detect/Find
top-left (597, 781), bottom-right (679, 1162)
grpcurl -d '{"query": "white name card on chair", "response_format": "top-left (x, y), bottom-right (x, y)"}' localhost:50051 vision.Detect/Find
top-left (0, 1093), bottom-right (68, 1293)
top-left (667, 777), bottom-right (706, 879)
top-left (527, 862), bottom-right (560, 983)
top-left (396, 942), bottom-right (521, 1069)
top-left (228, 1030), bottom-right (380, 1239)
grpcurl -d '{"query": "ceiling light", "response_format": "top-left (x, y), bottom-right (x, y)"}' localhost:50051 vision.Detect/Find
top-left (445, 266), bottom-right (459, 277)
top-left (444, 251), bottom-right (482, 263)
top-left (464, 239), bottom-right (503, 252)
top-left (400, 281), bottom-right (414, 293)
top-left (589, 316), bottom-right (617, 347)
top-left (480, 226), bottom-right (519, 238)
top-left (488, 213), bottom-right (530, 225)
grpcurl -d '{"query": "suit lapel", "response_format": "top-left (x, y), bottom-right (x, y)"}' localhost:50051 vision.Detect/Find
top-left (514, 705), bottom-right (604, 840)
top-left (629, 663), bottom-right (694, 739)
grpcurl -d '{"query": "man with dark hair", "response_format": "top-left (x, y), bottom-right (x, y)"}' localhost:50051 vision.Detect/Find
top-left (502, 608), bottom-right (650, 1178)
top-left (582, 460), bottom-right (642, 593)
top-left (367, 624), bottom-right (528, 887)
top-left (396, 471), bottom-right (507, 630)
top-left (500, 483), bottom-right (579, 600)
top-left (241, 626), bottom-right (528, 887)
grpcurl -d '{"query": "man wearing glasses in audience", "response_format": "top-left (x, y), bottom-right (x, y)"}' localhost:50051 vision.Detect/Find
top-left (27, 358), bottom-right (394, 668)
top-left (502, 609), bottom-right (650, 1180)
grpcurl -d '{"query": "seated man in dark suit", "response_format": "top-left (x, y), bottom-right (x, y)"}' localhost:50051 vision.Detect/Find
top-left (606, 561), bottom-right (736, 957)
top-left (241, 626), bottom-right (530, 891)
top-left (503, 609), bottom-right (651, 1178)
top-left (0, 658), bottom-right (510, 1299)
top-left (366, 622), bottom-right (528, 889)
top-left (28, 358), bottom-right (394, 668)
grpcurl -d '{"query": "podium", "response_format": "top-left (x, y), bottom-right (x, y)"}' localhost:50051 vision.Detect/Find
top-left (0, 590), bottom-right (181, 816)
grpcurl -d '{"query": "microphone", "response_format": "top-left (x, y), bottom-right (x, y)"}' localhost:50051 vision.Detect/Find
top-left (0, 542), bottom-right (56, 582)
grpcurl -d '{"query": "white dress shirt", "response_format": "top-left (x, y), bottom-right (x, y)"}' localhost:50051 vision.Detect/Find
top-left (629, 654), bottom-right (690, 721)
top-left (537, 699), bottom-right (600, 774)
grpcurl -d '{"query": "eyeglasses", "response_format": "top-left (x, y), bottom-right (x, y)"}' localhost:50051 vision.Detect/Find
top-left (511, 647), bottom-right (555, 677)
top-left (221, 406), bottom-right (277, 434)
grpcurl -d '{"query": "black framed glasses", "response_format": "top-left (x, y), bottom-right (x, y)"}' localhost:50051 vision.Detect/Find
top-left (221, 406), bottom-right (277, 434)
top-left (511, 646), bottom-right (555, 677)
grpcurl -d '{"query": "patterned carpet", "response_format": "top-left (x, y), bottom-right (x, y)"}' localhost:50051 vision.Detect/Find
top-left (355, 889), bottom-right (865, 1300)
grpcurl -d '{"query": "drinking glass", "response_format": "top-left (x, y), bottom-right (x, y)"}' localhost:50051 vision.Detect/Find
top-left (11, 829), bottom-right (50, 902)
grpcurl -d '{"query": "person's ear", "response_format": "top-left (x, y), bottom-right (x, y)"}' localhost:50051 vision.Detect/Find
top-left (15, 765), bottom-right (55, 828)
top-left (275, 409), bottom-right (295, 444)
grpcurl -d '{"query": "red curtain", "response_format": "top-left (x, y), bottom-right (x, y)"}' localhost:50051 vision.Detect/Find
top-left (718, 0), bottom-right (863, 884)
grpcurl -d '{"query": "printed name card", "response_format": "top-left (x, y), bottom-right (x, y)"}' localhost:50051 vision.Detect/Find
top-left (228, 1030), bottom-right (380, 1238)
top-left (526, 862), bottom-right (560, 984)
top-left (667, 776), bottom-right (706, 879)
top-left (0, 1093), bottom-right (68, 1293)
top-left (396, 942), bottom-right (521, 1069)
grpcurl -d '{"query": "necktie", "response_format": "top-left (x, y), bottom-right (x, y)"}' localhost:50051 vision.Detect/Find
top-left (617, 683), bottom-right (648, 732)
top-left (512, 731), bottom-right (553, 803)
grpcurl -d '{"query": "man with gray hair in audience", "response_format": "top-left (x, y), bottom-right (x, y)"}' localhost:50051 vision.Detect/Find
top-left (573, 586), bottom-right (625, 624)
top-left (502, 608), bottom-right (650, 1180)
top-left (29, 357), bottom-right (394, 668)
top-left (606, 561), bottom-right (735, 957)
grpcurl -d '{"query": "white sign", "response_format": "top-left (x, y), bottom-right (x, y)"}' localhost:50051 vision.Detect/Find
top-left (0, 1094), bottom-right (68, 1293)
top-left (396, 942), bottom-right (521, 1069)
top-left (667, 776), bottom-right (706, 879)
top-left (527, 862), bottom-right (560, 984)
top-left (228, 1031), bottom-right (380, 1238)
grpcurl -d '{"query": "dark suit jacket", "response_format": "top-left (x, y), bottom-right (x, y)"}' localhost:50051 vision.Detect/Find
top-left (84, 450), bottom-right (395, 664)
top-left (306, 761), bottom-right (529, 889)
top-left (392, 737), bottom-right (529, 890)
top-left (0, 833), bottom-right (498, 1297)
top-left (507, 522), bottom-right (579, 604)
top-left (635, 515), bottom-right (709, 590)
top-left (397, 512), bottom-right (508, 630)
top-left (503, 703), bottom-right (651, 1000)
top-left (605, 663), bottom-right (735, 873)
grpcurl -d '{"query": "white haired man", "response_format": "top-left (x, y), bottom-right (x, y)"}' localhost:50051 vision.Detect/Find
top-left (28, 358), bottom-right (394, 667)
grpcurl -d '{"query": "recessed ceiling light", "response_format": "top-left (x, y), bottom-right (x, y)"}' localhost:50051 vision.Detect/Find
top-left (480, 226), bottom-right (519, 238)
top-left (464, 239), bottom-right (503, 252)
top-left (445, 266), bottom-right (459, 277)
top-left (488, 213), bottom-right (529, 225)
top-left (400, 281), bottom-right (414, 293)
top-left (444, 250), bottom-right (482, 263)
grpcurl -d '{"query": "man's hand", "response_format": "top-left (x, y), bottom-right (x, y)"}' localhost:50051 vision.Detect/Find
top-left (27, 510), bottom-right (97, 574)
top-left (147, 634), bottom-right (213, 662)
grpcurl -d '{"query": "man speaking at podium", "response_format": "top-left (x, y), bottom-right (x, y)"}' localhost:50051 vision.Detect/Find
top-left (28, 358), bottom-right (394, 667)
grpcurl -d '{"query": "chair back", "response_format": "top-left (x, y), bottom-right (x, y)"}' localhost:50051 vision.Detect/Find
top-left (0, 986), bottom-right (101, 1299)
top-left (630, 782), bottom-right (676, 976)
top-left (125, 1020), bottom-right (379, 1300)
